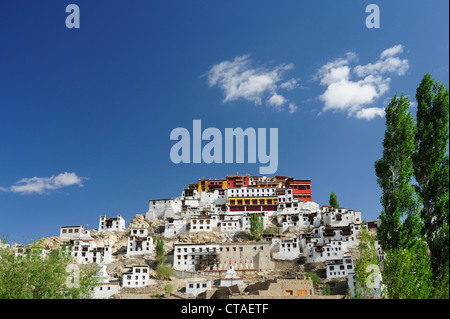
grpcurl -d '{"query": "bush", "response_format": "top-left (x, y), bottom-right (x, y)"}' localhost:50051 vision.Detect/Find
top-left (156, 263), bottom-right (173, 280)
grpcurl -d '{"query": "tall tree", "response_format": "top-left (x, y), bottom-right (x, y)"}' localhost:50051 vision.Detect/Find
top-left (381, 240), bottom-right (433, 299)
top-left (412, 73), bottom-right (449, 282)
top-left (352, 223), bottom-right (380, 299)
top-left (374, 93), bottom-right (422, 251)
top-left (249, 214), bottom-right (264, 240)
top-left (329, 191), bottom-right (339, 208)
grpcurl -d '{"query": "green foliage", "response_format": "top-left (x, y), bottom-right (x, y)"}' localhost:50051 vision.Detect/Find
top-left (412, 73), bottom-right (449, 286)
top-left (164, 284), bottom-right (173, 295)
top-left (249, 214), bottom-right (264, 240)
top-left (155, 236), bottom-right (165, 258)
top-left (375, 93), bottom-right (421, 251)
top-left (353, 223), bottom-right (380, 299)
top-left (329, 191), bottom-right (339, 208)
top-left (305, 272), bottom-right (320, 288)
top-left (156, 262), bottom-right (174, 280)
top-left (0, 240), bottom-right (99, 299)
top-left (381, 241), bottom-right (433, 299)
top-left (322, 283), bottom-right (330, 295)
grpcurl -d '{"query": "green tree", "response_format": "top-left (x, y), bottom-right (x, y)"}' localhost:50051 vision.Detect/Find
top-left (0, 240), bottom-right (99, 299)
top-left (323, 283), bottom-right (330, 295)
top-left (156, 262), bottom-right (174, 280)
top-left (374, 93), bottom-right (422, 251)
top-left (156, 236), bottom-right (165, 258)
top-left (249, 214), bottom-right (264, 240)
top-left (352, 223), bottom-right (380, 299)
top-left (329, 191), bottom-right (339, 208)
top-left (412, 73), bottom-right (449, 287)
top-left (381, 240), bottom-right (433, 299)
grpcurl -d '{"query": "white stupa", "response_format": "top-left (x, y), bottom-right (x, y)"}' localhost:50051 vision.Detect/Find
top-left (220, 264), bottom-right (244, 288)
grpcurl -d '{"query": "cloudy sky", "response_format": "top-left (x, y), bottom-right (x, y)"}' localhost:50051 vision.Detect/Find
top-left (0, 1), bottom-right (448, 243)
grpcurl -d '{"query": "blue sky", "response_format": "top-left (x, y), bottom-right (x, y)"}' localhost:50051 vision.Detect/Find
top-left (0, 1), bottom-right (448, 244)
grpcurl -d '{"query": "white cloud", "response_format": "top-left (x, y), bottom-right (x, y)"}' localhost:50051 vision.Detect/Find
top-left (207, 55), bottom-right (296, 112)
top-left (355, 107), bottom-right (385, 120)
top-left (380, 44), bottom-right (404, 59)
top-left (315, 45), bottom-right (409, 120)
top-left (280, 78), bottom-right (299, 90)
top-left (1, 172), bottom-right (86, 195)
top-left (267, 93), bottom-right (287, 108)
top-left (288, 103), bottom-right (299, 114)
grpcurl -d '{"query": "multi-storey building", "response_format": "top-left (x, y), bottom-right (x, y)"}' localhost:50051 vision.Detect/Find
top-left (127, 228), bottom-right (154, 257)
top-left (164, 217), bottom-right (187, 238)
top-left (71, 238), bottom-right (112, 264)
top-left (122, 265), bottom-right (151, 288)
top-left (98, 215), bottom-right (126, 233)
top-left (285, 179), bottom-right (312, 202)
top-left (173, 243), bottom-right (220, 271)
top-left (60, 225), bottom-right (85, 239)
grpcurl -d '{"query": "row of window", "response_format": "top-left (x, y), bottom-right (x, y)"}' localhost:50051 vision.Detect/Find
top-left (229, 198), bottom-right (277, 205)
top-left (176, 246), bottom-right (265, 254)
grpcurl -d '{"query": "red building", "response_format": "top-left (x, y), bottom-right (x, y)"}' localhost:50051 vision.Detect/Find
top-left (286, 179), bottom-right (312, 202)
top-left (226, 174), bottom-right (249, 188)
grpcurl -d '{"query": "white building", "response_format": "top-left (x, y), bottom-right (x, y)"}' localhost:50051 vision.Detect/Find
top-left (219, 219), bottom-right (241, 233)
top-left (127, 228), bottom-right (154, 257)
top-left (272, 236), bottom-right (301, 261)
top-left (185, 279), bottom-right (212, 296)
top-left (72, 238), bottom-right (112, 264)
top-left (146, 198), bottom-right (182, 220)
top-left (93, 265), bottom-right (120, 299)
top-left (321, 206), bottom-right (361, 227)
top-left (122, 265), bottom-right (151, 288)
top-left (190, 215), bottom-right (218, 232)
top-left (326, 255), bottom-right (354, 279)
top-left (60, 225), bottom-right (84, 239)
top-left (173, 243), bottom-right (220, 271)
top-left (98, 215), bottom-right (126, 233)
top-left (164, 217), bottom-right (187, 238)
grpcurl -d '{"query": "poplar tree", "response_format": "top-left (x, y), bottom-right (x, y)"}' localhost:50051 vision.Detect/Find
top-left (374, 93), bottom-right (422, 251)
top-left (352, 223), bottom-right (380, 299)
top-left (250, 214), bottom-right (264, 240)
top-left (412, 73), bottom-right (449, 284)
top-left (329, 191), bottom-right (339, 208)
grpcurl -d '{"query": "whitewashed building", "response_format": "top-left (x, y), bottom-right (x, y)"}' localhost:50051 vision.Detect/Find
top-left (60, 225), bottom-right (84, 239)
top-left (173, 243), bottom-right (220, 271)
top-left (190, 216), bottom-right (218, 232)
top-left (272, 236), bottom-right (301, 261)
top-left (185, 279), bottom-right (212, 296)
top-left (127, 228), bottom-right (154, 257)
top-left (321, 206), bottom-right (361, 227)
top-left (72, 238), bottom-right (112, 264)
top-left (146, 198), bottom-right (182, 220)
top-left (326, 255), bottom-right (354, 279)
top-left (122, 265), bottom-right (151, 288)
top-left (164, 217), bottom-right (187, 238)
top-left (219, 218), bottom-right (241, 233)
top-left (93, 265), bottom-right (120, 299)
top-left (98, 215), bottom-right (126, 233)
